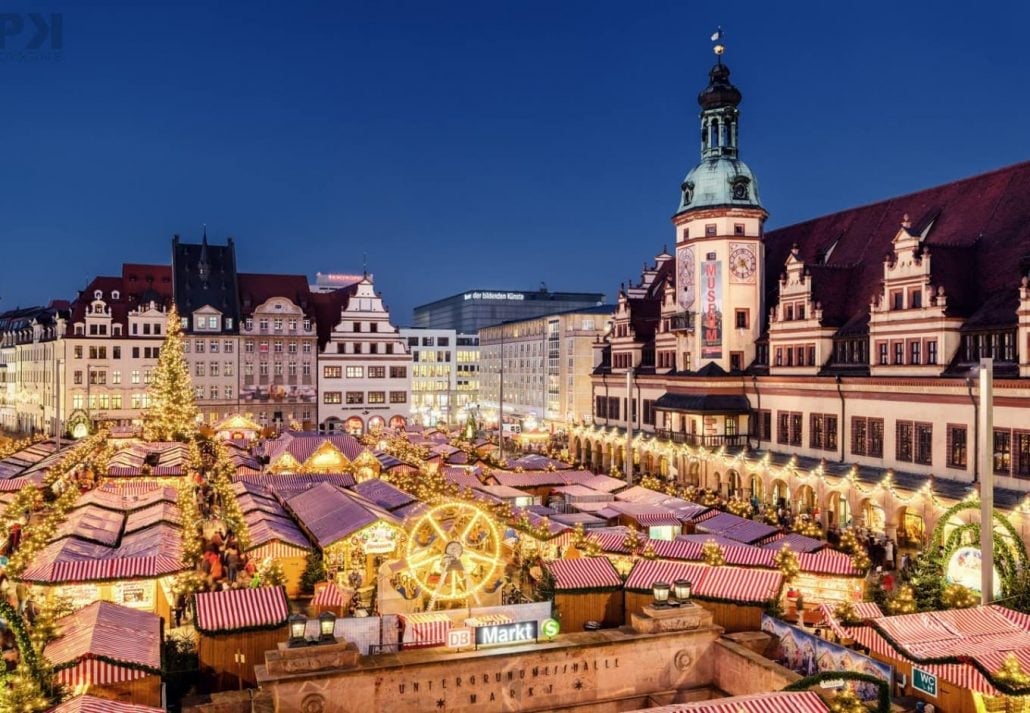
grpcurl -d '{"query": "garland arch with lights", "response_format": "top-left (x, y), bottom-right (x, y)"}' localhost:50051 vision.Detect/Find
top-left (783, 671), bottom-right (890, 713)
top-left (928, 500), bottom-right (1029, 595)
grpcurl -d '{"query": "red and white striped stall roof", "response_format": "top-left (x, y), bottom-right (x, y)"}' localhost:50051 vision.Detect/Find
top-left (195, 585), bottom-right (290, 633)
top-left (23, 555), bottom-right (184, 584)
top-left (872, 611), bottom-right (960, 647)
top-left (652, 539), bottom-right (704, 562)
top-left (695, 566), bottom-right (782, 603)
top-left (400, 612), bottom-right (451, 647)
top-left (993, 604), bottom-right (1030, 630)
top-left (817, 602), bottom-right (883, 640)
top-left (546, 558), bottom-right (623, 590)
top-left (627, 690), bottom-right (828, 713)
top-left (586, 530), bottom-right (633, 554)
top-left (312, 583), bottom-right (353, 609)
top-left (722, 544), bottom-right (777, 568)
top-left (848, 625), bottom-right (998, 695)
top-left (45, 601), bottom-right (162, 679)
top-left (624, 560), bottom-right (709, 593)
top-left (50, 694), bottom-right (164, 713)
top-left (797, 549), bottom-right (862, 576)
top-left (54, 659), bottom-right (151, 687)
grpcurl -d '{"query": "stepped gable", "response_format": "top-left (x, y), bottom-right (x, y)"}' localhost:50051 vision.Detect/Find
top-left (763, 161), bottom-right (1030, 334)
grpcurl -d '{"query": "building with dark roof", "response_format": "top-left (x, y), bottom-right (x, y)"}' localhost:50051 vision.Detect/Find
top-left (576, 47), bottom-right (1030, 552)
top-left (0, 303), bottom-right (69, 433)
top-left (413, 287), bottom-right (606, 333)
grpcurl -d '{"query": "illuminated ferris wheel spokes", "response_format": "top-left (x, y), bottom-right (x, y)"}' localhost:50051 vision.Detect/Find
top-left (405, 502), bottom-right (502, 610)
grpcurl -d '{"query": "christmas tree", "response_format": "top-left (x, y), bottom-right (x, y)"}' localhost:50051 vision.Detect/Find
top-left (142, 305), bottom-right (198, 442)
top-left (828, 684), bottom-right (865, 713)
top-left (904, 549), bottom-right (944, 611)
top-left (994, 653), bottom-right (1030, 690)
top-left (702, 539), bottom-right (726, 566)
top-left (0, 663), bottom-right (50, 712)
top-left (887, 583), bottom-right (917, 614)
top-left (774, 544), bottom-right (800, 583)
top-left (622, 525), bottom-right (643, 553)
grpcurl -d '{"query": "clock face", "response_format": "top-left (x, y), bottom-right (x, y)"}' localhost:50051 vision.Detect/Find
top-left (730, 246), bottom-right (757, 281)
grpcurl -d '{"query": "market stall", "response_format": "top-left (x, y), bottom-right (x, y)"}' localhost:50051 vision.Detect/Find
top-left (399, 612), bottom-right (452, 649)
top-left (50, 695), bottom-right (164, 713)
top-left (310, 581), bottom-right (355, 617)
top-left (194, 585), bottom-right (290, 688)
top-left (44, 601), bottom-right (163, 708)
top-left (545, 557), bottom-right (624, 632)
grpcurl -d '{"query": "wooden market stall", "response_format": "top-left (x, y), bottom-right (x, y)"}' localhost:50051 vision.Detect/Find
top-left (44, 601), bottom-right (163, 708)
top-left (194, 585), bottom-right (290, 688)
top-left (233, 480), bottom-right (314, 597)
top-left (281, 482), bottom-right (404, 600)
top-left (545, 558), bottom-right (624, 632)
top-left (213, 414), bottom-right (262, 442)
top-left (623, 559), bottom-right (783, 633)
top-left (833, 605), bottom-right (1030, 713)
top-left (310, 581), bottom-right (356, 617)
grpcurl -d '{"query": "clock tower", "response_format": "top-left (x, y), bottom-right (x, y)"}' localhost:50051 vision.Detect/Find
top-left (671, 43), bottom-right (767, 373)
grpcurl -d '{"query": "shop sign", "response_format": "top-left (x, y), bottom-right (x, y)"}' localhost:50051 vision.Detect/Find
top-left (912, 668), bottom-right (937, 697)
top-left (57, 583), bottom-right (99, 609)
top-left (819, 678), bottom-right (845, 689)
top-left (448, 627), bottom-right (473, 649)
top-left (541, 618), bottom-right (560, 639)
top-left (945, 546), bottom-right (1001, 597)
top-left (476, 621), bottom-right (537, 647)
top-left (115, 580), bottom-right (154, 609)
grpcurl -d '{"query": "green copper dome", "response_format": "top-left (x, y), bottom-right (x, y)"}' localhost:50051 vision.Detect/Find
top-left (678, 157), bottom-right (762, 213)
top-left (676, 61), bottom-right (763, 214)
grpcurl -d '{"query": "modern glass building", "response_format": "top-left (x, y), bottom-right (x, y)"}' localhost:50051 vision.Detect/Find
top-left (413, 288), bottom-right (606, 333)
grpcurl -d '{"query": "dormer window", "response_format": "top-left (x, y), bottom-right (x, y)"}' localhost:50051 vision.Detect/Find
top-left (681, 181), bottom-right (694, 206)
top-left (94, 290), bottom-right (102, 300)
top-left (731, 177), bottom-right (750, 201)
top-left (111, 290), bottom-right (120, 300)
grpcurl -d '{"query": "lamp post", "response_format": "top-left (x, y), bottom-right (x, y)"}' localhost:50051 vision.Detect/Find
top-left (625, 367), bottom-right (634, 484)
top-left (978, 357), bottom-right (994, 604)
top-left (673, 579), bottom-right (692, 604)
top-left (498, 327), bottom-right (505, 464)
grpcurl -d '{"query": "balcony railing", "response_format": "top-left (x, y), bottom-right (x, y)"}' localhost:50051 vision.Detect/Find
top-left (670, 312), bottom-right (696, 332)
top-left (655, 429), bottom-right (747, 448)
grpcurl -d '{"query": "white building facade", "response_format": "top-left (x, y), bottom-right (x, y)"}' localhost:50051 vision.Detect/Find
top-left (317, 276), bottom-right (410, 435)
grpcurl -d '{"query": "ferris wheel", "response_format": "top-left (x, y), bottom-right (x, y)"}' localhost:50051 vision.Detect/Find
top-left (405, 502), bottom-right (503, 609)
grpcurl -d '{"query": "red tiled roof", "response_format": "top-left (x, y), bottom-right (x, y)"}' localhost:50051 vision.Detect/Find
top-left (237, 272), bottom-right (315, 319)
top-left (764, 161), bottom-right (1030, 333)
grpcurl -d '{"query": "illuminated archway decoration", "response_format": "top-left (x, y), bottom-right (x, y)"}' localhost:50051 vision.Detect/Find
top-left (302, 441), bottom-right (351, 473)
top-left (405, 502), bottom-right (502, 609)
top-left (352, 449), bottom-right (381, 483)
top-left (268, 451), bottom-right (303, 474)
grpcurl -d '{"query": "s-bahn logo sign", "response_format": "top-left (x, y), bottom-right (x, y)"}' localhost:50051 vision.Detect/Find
top-left (475, 621), bottom-right (538, 647)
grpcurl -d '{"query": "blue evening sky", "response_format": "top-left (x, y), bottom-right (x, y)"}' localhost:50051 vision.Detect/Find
top-left (3, 1), bottom-right (1029, 324)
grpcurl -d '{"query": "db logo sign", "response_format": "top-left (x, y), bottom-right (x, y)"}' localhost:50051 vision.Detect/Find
top-left (448, 627), bottom-right (472, 649)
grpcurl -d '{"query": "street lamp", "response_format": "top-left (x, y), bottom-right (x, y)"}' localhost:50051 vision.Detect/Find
top-left (651, 581), bottom-right (671, 608)
top-left (288, 614), bottom-right (307, 647)
top-left (318, 611), bottom-right (336, 643)
top-left (673, 579), bottom-right (692, 603)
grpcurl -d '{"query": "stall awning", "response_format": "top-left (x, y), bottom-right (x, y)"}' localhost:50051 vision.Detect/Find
top-left (797, 549), bottom-right (862, 576)
top-left (653, 393), bottom-right (751, 414)
top-left (695, 566), bottom-right (782, 604)
top-left (546, 558), bottom-right (622, 591)
top-left (195, 585), bottom-right (289, 634)
top-left (45, 601), bottom-right (162, 681)
top-left (624, 559), bottom-right (709, 593)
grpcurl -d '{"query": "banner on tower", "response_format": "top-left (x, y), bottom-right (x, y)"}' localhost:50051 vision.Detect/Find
top-left (676, 245), bottom-right (696, 312)
top-left (701, 260), bottom-right (723, 359)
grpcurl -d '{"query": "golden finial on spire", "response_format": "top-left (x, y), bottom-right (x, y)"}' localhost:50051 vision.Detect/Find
top-left (711, 26), bottom-right (725, 58)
